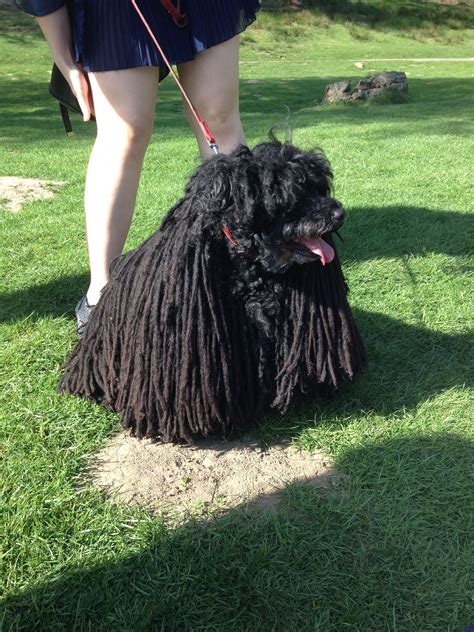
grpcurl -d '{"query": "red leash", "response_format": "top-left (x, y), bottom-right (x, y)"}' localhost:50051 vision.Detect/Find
top-left (131, 0), bottom-right (219, 154)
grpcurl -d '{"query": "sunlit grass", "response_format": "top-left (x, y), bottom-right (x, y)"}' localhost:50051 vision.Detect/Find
top-left (1, 5), bottom-right (473, 630)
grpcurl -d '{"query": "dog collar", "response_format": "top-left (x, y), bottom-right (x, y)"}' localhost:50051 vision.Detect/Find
top-left (222, 224), bottom-right (238, 247)
top-left (221, 225), bottom-right (256, 262)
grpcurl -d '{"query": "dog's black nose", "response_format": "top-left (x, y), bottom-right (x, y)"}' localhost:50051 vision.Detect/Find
top-left (332, 207), bottom-right (345, 221)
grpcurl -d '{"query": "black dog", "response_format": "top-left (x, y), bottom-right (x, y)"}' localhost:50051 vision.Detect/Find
top-left (58, 140), bottom-right (366, 443)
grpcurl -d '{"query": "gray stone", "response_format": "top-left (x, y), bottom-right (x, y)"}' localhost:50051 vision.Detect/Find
top-left (356, 71), bottom-right (408, 92)
top-left (322, 80), bottom-right (353, 104)
top-left (323, 71), bottom-right (408, 104)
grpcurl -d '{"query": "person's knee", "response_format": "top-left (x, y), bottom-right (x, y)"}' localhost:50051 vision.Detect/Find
top-left (97, 115), bottom-right (153, 157)
top-left (201, 102), bottom-right (241, 137)
top-left (125, 122), bottom-right (153, 158)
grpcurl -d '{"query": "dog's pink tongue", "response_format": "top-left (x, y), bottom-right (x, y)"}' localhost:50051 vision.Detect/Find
top-left (301, 237), bottom-right (335, 265)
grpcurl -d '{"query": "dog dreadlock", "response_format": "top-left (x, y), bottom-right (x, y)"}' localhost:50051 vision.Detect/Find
top-left (58, 141), bottom-right (366, 443)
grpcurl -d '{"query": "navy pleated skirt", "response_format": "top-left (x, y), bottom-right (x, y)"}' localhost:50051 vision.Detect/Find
top-left (71, 0), bottom-right (261, 72)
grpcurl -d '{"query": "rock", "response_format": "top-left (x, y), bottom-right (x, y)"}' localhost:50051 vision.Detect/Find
top-left (356, 71), bottom-right (408, 93)
top-left (323, 71), bottom-right (408, 104)
top-left (323, 80), bottom-right (352, 104)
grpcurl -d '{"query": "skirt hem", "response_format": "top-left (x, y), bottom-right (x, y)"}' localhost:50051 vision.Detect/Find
top-left (80, 16), bottom-right (257, 73)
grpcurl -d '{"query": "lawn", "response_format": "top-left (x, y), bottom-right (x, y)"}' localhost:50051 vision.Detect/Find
top-left (1, 3), bottom-right (473, 630)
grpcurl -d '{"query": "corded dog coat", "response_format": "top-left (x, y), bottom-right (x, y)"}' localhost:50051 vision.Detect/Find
top-left (58, 141), bottom-right (366, 442)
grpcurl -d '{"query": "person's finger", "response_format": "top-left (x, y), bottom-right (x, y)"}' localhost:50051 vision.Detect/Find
top-left (69, 69), bottom-right (92, 121)
top-left (87, 82), bottom-right (95, 119)
top-left (79, 70), bottom-right (95, 119)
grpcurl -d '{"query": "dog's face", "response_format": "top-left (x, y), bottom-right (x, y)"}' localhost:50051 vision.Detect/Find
top-left (264, 188), bottom-right (345, 270)
top-left (188, 140), bottom-right (346, 273)
top-left (252, 141), bottom-right (345, 272)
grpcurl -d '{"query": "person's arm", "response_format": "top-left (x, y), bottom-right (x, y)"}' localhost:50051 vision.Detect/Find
top-left (22, 2), bottom-right (94, 120)
top-left (36, 6), bottom-right (74, 69)
top-left (19, 0), bottom-right (64, 16)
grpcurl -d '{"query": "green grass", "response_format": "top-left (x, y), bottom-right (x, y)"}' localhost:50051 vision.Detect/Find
top-left (263, 0), bottom-right (474, 37)
top-left (1, 3), bottom-right (473, 630)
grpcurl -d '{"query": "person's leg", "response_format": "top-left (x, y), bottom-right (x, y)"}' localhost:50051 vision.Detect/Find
top-left (177, 35), bottom-right (245, 159)
top-left (84, 66), bottom-right (160, 305)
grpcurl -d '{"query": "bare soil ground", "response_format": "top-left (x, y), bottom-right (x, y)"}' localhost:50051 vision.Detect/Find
top-left (84, 432), bottom-right (344, 518)
top-left (0, 177), bottom-right (64, 212)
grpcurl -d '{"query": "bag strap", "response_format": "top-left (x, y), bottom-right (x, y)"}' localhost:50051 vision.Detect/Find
top-left (59, 103), bottom-right (74, 137)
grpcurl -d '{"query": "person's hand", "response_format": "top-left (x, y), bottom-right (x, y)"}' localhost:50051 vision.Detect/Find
top-left (65, 65), bottom-right (95, 122)
top-left (36, 7), bottom-right (95, 121)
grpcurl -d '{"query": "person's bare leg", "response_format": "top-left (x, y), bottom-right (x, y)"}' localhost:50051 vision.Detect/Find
top-left (177, 35), bottom-right (245, 159)
top-left (84, 67), bottom-right (160, 305)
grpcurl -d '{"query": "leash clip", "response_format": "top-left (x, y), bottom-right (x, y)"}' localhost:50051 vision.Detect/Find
top-left (209, 142), bottom-right (219, 155)
top-left (172, 13), bottom-right (188, 27)
top-left (159, 0), bottom-right (188, 27)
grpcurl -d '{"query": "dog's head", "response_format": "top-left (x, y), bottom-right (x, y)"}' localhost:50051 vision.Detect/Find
top-left (185, 139), bottom-right (345, 273)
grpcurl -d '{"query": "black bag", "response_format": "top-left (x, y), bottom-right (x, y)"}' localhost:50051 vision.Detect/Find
top-left (47, 0), bottom-right (85, 135)
top-left (49, 63), bottom-right (91, 136)
top-left (17, 0), bottom-right (170, 135)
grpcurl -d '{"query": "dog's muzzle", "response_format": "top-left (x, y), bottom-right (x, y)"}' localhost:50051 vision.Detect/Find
top-left (288, 236), bottom-right (336, 265)
top-left (283, 204), bottom-right (345, 266)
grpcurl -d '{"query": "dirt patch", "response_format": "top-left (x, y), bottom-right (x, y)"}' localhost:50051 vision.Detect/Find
top-left (85, 433), bottom-right (344, 517)
top-left (0, 177), bottom-right (65, 212)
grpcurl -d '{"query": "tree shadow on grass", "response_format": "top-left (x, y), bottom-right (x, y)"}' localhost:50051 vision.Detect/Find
top-left (0, 205), bottom-right (471, 324)
top-left (0, 6), bottom-right (44, 44)
top-left (339, 205), bottom-right (473, 262)
top-left (265, 0), bottom-right (474, 32)
top-left (1, 75), bottom-right (472, 146)
top-left (0, 273), bottom-right (89, 324)
top-left (2, 433), bottom-right (472, 630)
top-left (254, 301), bottom-right (471, 442)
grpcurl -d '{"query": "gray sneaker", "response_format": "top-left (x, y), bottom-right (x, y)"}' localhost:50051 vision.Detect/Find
top-left (75, 296), bottom-right (94, 339)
